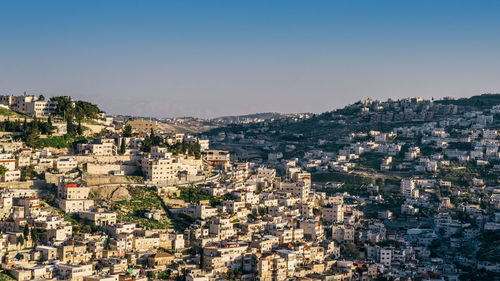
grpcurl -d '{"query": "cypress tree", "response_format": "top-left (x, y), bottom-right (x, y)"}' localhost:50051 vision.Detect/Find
top-left (120, 138), bottom-right (126, 155)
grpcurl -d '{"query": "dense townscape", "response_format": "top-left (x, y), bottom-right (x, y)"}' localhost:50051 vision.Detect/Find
top-left (0, 93), bottom-right (499, 281)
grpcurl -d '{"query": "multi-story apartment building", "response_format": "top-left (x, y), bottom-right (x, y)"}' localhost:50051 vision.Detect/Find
top-left (57, 179), bottom-right (94, 213)
top-left (400, 179), bottom-right (419, 198)
top-left (300, 220), bottom-right (324, 241)
top-left (0, 94), bottom-right (56, 117)
top-left (77, 139), bottom-right (116, 156)
top-left (79, 211), bottom-right (117, 226)
top-left (257, 253), bottom-right (287, 281)
top-left (203, 150), bottom-right (230, 169)
top-left (56, 264), bottom-right (93, 281)
top-left (203, 242), bottom-right (248, 273)
top-left (142, 157), bottom-right (176, 182)
top-left (56, 158), bottom-right (78, 172)
top-left (324, 203), bottom-right (344, 223)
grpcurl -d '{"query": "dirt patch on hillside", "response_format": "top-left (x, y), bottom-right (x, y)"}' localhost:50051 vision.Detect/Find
top-left (90, 185), bottom-right (131, 201)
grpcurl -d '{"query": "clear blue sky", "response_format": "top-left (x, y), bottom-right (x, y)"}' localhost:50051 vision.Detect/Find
top-left (1, 0), bottom-right (499, 118)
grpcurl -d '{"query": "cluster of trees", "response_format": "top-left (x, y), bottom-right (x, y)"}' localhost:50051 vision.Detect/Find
top-left (177, 186), bottom-right (232, 207)
top-left (66, 119), bottom-right (85, 137)
top-left (22, 117), bottom-right (86, 148)
top-left (313, 171), bottom-right (377, 185)
top-left (49, 96), bottom-right (101, 138)
top-left (476, 230), bottom-right (500, 262)
top-left (166, 140), bottom-right (201, 159)
top-left (0, 117), bottom-right (56, 136)
top-left (140, 129), bottom-right (201, 158)
top-left (20, 165), bottom-right (36, 181)
top-left (50, 96), bottom-right (101, 121)
top-left (141, 129), bottom-right (163, 152)
top-left (38, 135), bottom-right (89, 149)
top-left (0, 122), bottom-right (86, 149)
top-left (0, 99), bottom-right (94, 148)
top-left (0, 120), bottom-right (24, 132)
top-left (17, 224), bottom-right (40, 247)
top-left (23, 118), bottom-right (47, 148)
top-left (178, 186), bottom-right (213, 203)
top-left (118, 125), bottom-right (133, 155)
top-left (16, 116), bottom-right (87, 148)
top-left (122, 125), bottom-right (132, 137)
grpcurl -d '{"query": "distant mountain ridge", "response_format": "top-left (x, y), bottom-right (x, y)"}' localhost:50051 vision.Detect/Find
top-left (210, 112), bottom-right (308, 123)
top-left (434, 93), bottom-right (500, 109)
top-left (203, 93), bottom-right (500, 138)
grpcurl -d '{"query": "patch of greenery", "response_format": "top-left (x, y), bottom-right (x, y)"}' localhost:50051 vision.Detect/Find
top-left (38, 135), bottom-right (91, 149)
top-left (168, 211), bottom-right (197, 232)
top-left (357, 152), bottom-right (384, 170)
top-left (363, 195), bottom-right (405, 219)
top-left (435, 93), bottom-right (500, 110)
top-left (113, 187), bottom-right (171, 229)
top-left (125, 175), bottom-right (143, 183)
top-left (50, 96), bottom-right (102, 120)
top-left (141, 129), bottom-right (201, 159)
top-left (64, 214), bottom-right (99, 233)
top-left (477, 230), bottom-right (500, 262)
top-left (323, 184), bottom-right (370, 197)
top-left (447, 142), bottom-right (473, 151)
top-left (0, 120), bottom-right (24, 132)
top-left (313, 171), bottom-right (376, 185)
top-left (437, 166), bottom-right (480, 187)
top-left (177, 186), bottom-right (213, 204)
top-left (0, 107), bottom-right (21, 117)
top-left (0, 271), bottom-right (15, 281)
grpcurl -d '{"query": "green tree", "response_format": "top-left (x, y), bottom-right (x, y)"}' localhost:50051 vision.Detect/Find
top-left (158, 271), bottom-right (170, 280)
top-left (146, 271), bottom-right (156, 279)
top-left (67, 120), bottom-right (77, 137)
top-left (24, 118), bottom-right (40, 147)
top-left (120, 138), bottom-right (126, 155)
top-left (17, 235), bottom-right (24, 246)
top-left (200, 247), bottom-right (205, 270)
top-left (0, 165), bottom-right (7, 179)
top-left (142, 135), bottom-right (152, 152)
top-left (38, 120), bottom-right (55, 135)
top-left (20, 165), bottom-right (36, 181)
top-left (77, 121), bottom-right (83, 136)
top-left (150, 128), bottom-right (162, 146)
top-left (0, 120), bottom-right (22, 132)
top-left (193, 140), bottom-right (201, 159)
top-left (23, 117), bottom-right (27, 131)
top-left (180, 140), bottom-right (186, 154)
top-left (23, 224), bottom-right (30, 240)
top-left (74, 100), bottom-right (101, 120)
top-left (30, 228), bottom-right (39, 244)
top-left (24, 128), bottom-right (40, 147)
top-left (38, 95), bottom-right (45, 101)
top-left (50, 96), bottom-right (75, 120)
top-left (122, 125), bottom-right (133, 137)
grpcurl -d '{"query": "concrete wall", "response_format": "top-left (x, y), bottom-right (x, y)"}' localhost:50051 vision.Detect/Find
top-left (73, 155), bottom-right (142, 164)
top-left (86, 163), bottom-right (139, 175)
top-left (45, 171), bottom-right (80, 185)
top-left (82, 175), bottom-right (138, 186)
top-left (0, 179), bottom-right (51, 189)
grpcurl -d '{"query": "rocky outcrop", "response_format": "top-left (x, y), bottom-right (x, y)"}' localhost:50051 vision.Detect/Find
top-left (90, 185), bottom-right (131, 201)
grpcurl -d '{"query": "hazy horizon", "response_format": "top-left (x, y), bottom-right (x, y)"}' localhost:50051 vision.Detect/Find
top-left (1, 0), bottom-right (499, 118)
top-left (11, 93), bottom-right (496, 120)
